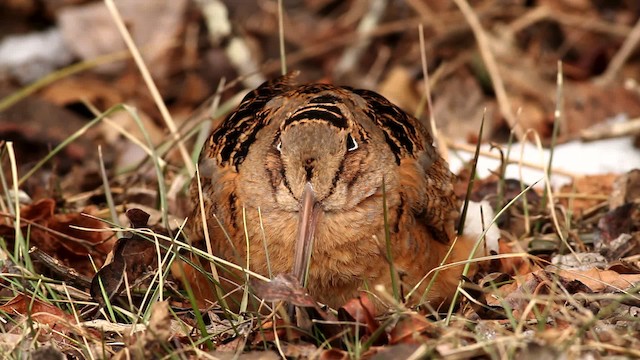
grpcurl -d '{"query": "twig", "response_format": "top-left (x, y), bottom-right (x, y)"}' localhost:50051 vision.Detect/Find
top-left (418, 24), bottom-right (449, 161)
top-left (446, 138), bottom-right (579, 178)
top-left (596, 14), bottom-right (640, 85)
top-left (509, 5), bottom-right (632, 38)
top-left (277, 0), bottom-right (287, 75)
top-left (29, 247), bottom-right (93, 288)
top-left (452, 0), bottom-right (524, 141)
top-left (580, 117), bottom-right (640, 141)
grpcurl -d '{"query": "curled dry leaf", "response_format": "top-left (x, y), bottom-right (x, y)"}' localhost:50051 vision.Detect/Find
top-left (597, 203), bottom-right (640, 245)
top-left (338, 293), bottom-right (381, 343)
top-left (250, 273), bottom-right (318, 308)
top-left (90, 208), bottom-right (167, 307)
top-left (609, 169), bottom-right (640, 209)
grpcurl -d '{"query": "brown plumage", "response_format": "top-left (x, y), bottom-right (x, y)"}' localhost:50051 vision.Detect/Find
top-left (183, 72), bottom-right (477, 311)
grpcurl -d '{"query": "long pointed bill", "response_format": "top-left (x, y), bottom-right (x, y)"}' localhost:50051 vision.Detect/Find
top-left (292, 182), bottom-right (320, 287)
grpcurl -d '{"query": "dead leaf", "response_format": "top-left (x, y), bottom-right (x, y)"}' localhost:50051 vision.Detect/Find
top-left (0, 93), bottom-right (92, 176)
top-left (252, 319), bottom-right (305, 344)
top-left (610, 169), bottom-right (640, 209)
top-left (559, 174), bottom-right (616, 215)
top-left (389, 314), bottom-right (440, 345)
top-left (0, 198), bottom-right (115, 277)
top-left (337, 293), bottom-right (381, 344)
top-left (250, 273), bottom-right (318, 308)
top-left (0, 294), bottom-right (79, 339)
top-left (90, 208), bottom-right (167, 307)
top-left (58, 0), bottom-right (188, 78)
top-left (39, 76), bottom-right (123, 109)
top-left (597, 203), bottom-right (640, 244)
top-left (557, 268), bottom-right (640, 293)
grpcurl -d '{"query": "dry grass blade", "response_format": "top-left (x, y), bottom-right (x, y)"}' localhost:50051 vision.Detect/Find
top-left (104, 0), bottom-right (195, 175)
top-left (458, 110), bottom-right (485, 236)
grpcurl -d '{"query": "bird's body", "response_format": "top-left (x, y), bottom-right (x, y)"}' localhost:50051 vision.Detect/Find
top-left (186, 73), bottom-right (476, 311)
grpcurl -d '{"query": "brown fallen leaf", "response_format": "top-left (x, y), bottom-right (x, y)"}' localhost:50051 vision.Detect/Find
top-left (252, 318), bottom-right (305, 344)
top-left (0, 198), bottom-right (115, 277)
top-left (338, 293), bottom-right (382, 344)
top-left (609, 169), bottom-right (640, 209)
top-left (497, 238), bottom-right (539, 276)
top-left (250, 273), bottom-right (318, 308)
top-left (487, 267), bottom-right (640, 320)
top-left (389, 313), bottom-right (440, 345)
top-left (39, 75), bottom-right (123, 109)
top-left (0, 294), bottom-right (80, 340)
top-left (487, 271), bottom-right (550, 320)
top-left (556, 268), bottom-right (640, 293)
top-left (0, 92), bottom-right (92, 177)
top-left (597, 203), bottom-right (640, 245)
top-left (559, 174), bottom-right (616, 215)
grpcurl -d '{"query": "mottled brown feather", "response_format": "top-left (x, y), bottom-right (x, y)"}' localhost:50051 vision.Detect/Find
top-left (182, 72), bottom-right (478, 311)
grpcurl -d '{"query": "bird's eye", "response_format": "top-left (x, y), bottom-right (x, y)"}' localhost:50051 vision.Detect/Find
top-left (276, 141), bottom-right (282, 153)
top-left (346, 134), bottom-right (358, 152)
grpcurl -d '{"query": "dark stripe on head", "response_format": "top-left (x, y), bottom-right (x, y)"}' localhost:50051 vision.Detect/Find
top-left (309, 94), bottom-right (342, 104)
top-left (284, 106), bottom-right (348, 129)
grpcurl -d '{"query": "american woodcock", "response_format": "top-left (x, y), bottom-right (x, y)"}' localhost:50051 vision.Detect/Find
top-left (185, 72), bottom-right (478, 311)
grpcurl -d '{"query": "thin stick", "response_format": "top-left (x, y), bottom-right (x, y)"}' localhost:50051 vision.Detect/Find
top-left (6, 143), bottom-right (25, 261)
top-left (417, 24), bottom-right (449, 161)
top-left (581, 116), bottom-right (640, 141)
top-left (446, 139), bottom-right (579, 178)
top-left (452, 0), bottom-right (524, 141)
top-left (277, 0), bottom-right (287, 75)
top-left (97, 146), bottom-right (122, 239)
top-left (596, 14), bottom-right (640, 85)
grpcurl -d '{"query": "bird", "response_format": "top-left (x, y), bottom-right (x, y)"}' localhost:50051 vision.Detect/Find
top-left (181, 72), bottom-right (478, 312)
